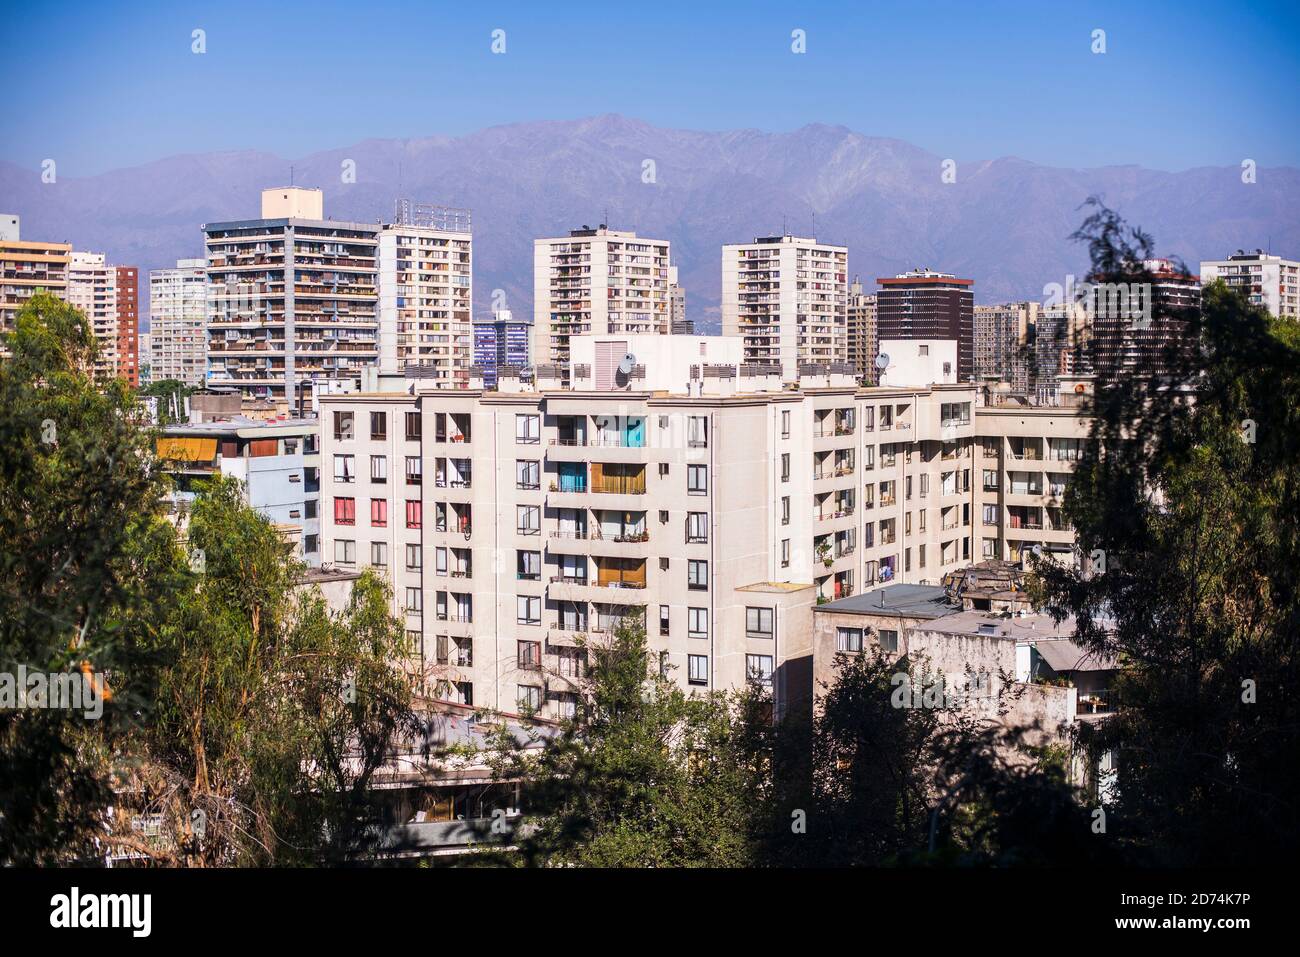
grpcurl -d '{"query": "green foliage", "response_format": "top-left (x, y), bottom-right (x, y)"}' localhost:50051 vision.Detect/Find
top-left (1034, 201), bottom-right (1300, 864)
top-left (138, 378), bottom-right (196, 425)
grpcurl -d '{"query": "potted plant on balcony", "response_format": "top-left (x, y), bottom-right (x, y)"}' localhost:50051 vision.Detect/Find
top-left (817, 541), bottom-right (833, 568)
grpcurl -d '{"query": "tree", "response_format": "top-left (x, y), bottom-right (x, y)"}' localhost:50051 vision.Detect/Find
top-left (499, 616), bottom-right (764, 867)
top-left (1033, 200), bottom-right (1300, 864)
top-left (138, 378), bottom-right (196, 425)
top-left (0, 292), bottom-right (165, 864)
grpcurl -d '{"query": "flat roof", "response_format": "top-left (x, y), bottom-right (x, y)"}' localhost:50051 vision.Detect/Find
top-left (818, 583), bottom-right (959, 619)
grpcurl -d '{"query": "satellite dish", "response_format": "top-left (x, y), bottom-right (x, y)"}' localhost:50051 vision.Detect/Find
top-left (617, 353), bottom-right (637, 376)
top-left (875, 353), bottom-right (890, 370)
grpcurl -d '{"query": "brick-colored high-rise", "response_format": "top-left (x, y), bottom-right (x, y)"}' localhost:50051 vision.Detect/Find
top-left (876, 269), bottom-right (974, 380)
top-left (115, 265), bottom-right (139, 386)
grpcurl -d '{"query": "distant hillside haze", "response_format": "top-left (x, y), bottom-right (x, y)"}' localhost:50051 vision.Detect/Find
top-left (2, 114), bottom-right (1297, 331)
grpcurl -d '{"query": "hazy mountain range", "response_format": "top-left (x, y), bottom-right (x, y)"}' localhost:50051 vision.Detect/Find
top-left (2, 114), bottom-right (1298, 331)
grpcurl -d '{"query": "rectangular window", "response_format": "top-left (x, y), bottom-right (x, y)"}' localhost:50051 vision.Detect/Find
top-left (518, 684), bottom-right (543, 711)
top-left (515, 413), bottom-right (540, 444)
top-left (405, 500), bottom-right (422, 529)
top-left (517, 597), bottom-right (541, 627)
top-left (781, 409), bottom-right (791, 439)
top-left (687, 560), bottom-right (708, 591)
top-left (781, 453), bottom-right (790, 482)
top-left (687, 416), bottom-right (708, 448)
top-left (781, 539), bottom-right (790, 567)
top-left (370, 411), bottom-right (387, 440)
top-left (405, 587), bottom-right (422, 612)
top-left (836, 627), bottom-right (863, 652)
top-left (517, 505), bottom-right (540, 535)
top-left (370, 541), bottom-right (387, 567)
top-left (333, 454), bottom-right (355, 483)
top-left (781, 496), bottom-right (790, 525)
top-left (686, 512), bottom-right (708, 543)
top-left (517, 550), bottom-right (541, 581)
top-left (333, 497), bottom-right (355, 525)
top-left (406, 544), bottom-right (422, 570)
top-left (688, 607), bottom-right (708, 640)
top-left (370, 455), bottom-right (387, 482)
top-left (745, 606), bottom-right (774, 638)
top-left (746, 654), bottom-right (774, 685)
top-left (405, 456), bottom-right (422, 486)
top-left (334, 539), bottom-right (355, 564)
top-left (688, 655), bottom-right (708, 686)
top-left (333, 411), bottom-right (353, 441)
top-left (405, 411), bottom-right (421, 441)
top-left (516, 459), bottom-right (540, 489)
top-left (878, 629), bottom-right (899, 653)
top-left (659, 604), bottom-right (670, 637)
top-left (370, 498), bottom-right (387, 527)
top-left (687, 464), bottom-right (707, 495)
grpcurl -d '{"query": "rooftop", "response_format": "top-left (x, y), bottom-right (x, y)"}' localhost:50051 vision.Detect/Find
top-left (818, 583), bottom-right (960, 620)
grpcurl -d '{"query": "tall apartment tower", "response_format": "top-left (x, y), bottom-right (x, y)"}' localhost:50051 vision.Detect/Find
top-left (472, 309), bottom-right (531, 388)
top-left (67, 252), bottom-right (121, 381)
top-left (204, 187), bottom-right (380, 412)
top-left (149, 258), bottom-right (209, 386)
top-left (721, 235), bottom-right (848, 379)
top-left (115, 266), bottom-right (139, 387)
top-left (876, 269), bottom-right (975, 381)
top-left (846, 278), bottom-right (878, 383)
top-left (0, 215), bottom-right (71, 358)
top-left (1199, 249), bottom-right (1300, 320)
top-left (1086, 258), bottom-right (1201, 382)
top-left (377, 202), bottom-right (473, 383)
top-left (668, 265), bottom-right (691, 334)
top-left (533, 227), bottom-right (672, 374)
top-left (973, 301), bottom-right (1037, 393)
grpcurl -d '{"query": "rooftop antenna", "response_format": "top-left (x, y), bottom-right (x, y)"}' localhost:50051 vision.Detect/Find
top-left (811, 211), bottom-right (816, 238)
top-left (290, 165), bottom-right (294, 186)
top-left (782, 213), bottom-right (787, 237)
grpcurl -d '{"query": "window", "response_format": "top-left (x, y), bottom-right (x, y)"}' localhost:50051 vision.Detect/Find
top-left (919, 344), bottom-right (929, 356)
top-left (284, 439), bottom-right (298, 455)
top-left (333, 497), bottom-right (355, 525)
top-left (406, 544), bottom-right (422, 570)
top-left (688, 655), bottom-right (708, 685)
top-left (333, 411), bottom-right (353, 441)
top-left (781, 453), bottom-right (790, 482)
top-left (688, 607), bottom-right (708, 640)
top-left (687, 416), bottom-right (708, 448)
top-left (518, 684), bottom-right (543, 711)
top-left (517, 550), bottom-right (540, 581)
top-left (659, 604), bottom-right (670, 637)
top-left (334, 539), bottom-right (355, 564)
top-left (515, 414), bottom-right (540, 444)
top-left (370, 541), bottom-right (387, 567)
top-left (687, 464), bottom-right (707, 495)
top-left (556, 648), bottom-right (585, 679)
top-left (658, 462), bottom-right (669, 477)
top-left (659, 510), bottom-right (669, 523)
top-left (370, 411), bottom-right (387, 440)
top-left (370, 498), bottom-right (387, 527)
top-left (305, 534), bottom-right (318, 554)
top-left (746, 654), bottom-right (774, 685)
top-left (516, 459), bottom-right (540, 490)
top-left (781, 496), bottom-right (790, 525)
top-left (333, 454), bottom-right (355, 483)
top-left (836, 627), bottom-right (863, 652)
top-left (746, 606), bottom-right (774, 638)
top-left (517, 505), bottom-right (540, 535)
top-left (405, 411), bottom-right (421, 441)
top-left (517, 597), bottom-right (541, 627)
top-left (405, 456), bottom-right (422, 485)
top-left (405, 500), bottom-right (422, 529)
top-left (659, 557), bottom-right (669, 570)
top-left (878, 629), bottom-right (899, 653)
top-left (781, 409), bottom-right (791, 439)
top-left (370, 455), bottom-right (387, 482)
top-left (405, 588), bottom-right (422, 612)
top-left (687, 560), bottom-right (708, 590)
top-left (686, 512), bottom-right (708, 543)
top-left (781, 539), bottom-right (790, 567)
top-left (435, 548), bottom-right (447, 575)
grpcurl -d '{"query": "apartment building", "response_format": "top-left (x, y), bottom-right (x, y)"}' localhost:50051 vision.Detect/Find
top-left (1199, 248), bottom-right (1300, 320)
top-left (846, 278), bottom-right (878, 383)
top-left (471, 309), bottom-right (531, 388)
top-left (668, 265), bottom-right (691, 334)
top-left (0, 215), bottom-right (71, 357)
top-left (532, 227), bottom-right (672, 375)
top-left (877, 269), bottom-right (975, 380)
top-left (721, 235), bottom-right (848, 379)
top-left (1086, 258), bottom-right (1201, 382)
top-left (66, 252), bottom-right (120, 381)
top-left (377, 203), bottom-right (473, 383)
top-left (115, 265), bottom-right (139, 387)
top-left (1032, 301), bottom-right (1091, 401)
top-left (973, 301), bottom-right (1036, 394)
top-left (156, 416), bottom-right (322, 565)
top-left (149, 258), bottom-right (208, 386)
top-left (204, 188), bottom-right (380, 412)
top-left (316, 330), bottom-right (1090, 717)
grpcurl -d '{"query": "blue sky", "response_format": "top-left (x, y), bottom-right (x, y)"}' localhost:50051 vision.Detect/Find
top-left (1, 0), bottom-right (1297, 176)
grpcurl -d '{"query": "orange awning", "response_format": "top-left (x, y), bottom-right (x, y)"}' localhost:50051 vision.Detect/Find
top-left (156, 437), bottom-right (218, 461)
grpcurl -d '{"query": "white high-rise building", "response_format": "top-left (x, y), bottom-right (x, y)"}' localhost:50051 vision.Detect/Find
top-left (1199, 249), bottom-right (1300, 320)
top-left (149, 258), bottom-right (208, 386)
top-left (377, 203), bottom-right (473, 384)
top-left (66, 251), bottom-right (119, 380)
top-left (721, 235), bottom-right (848, 379)
top-left (533, 227), bottom-right (671, 375)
